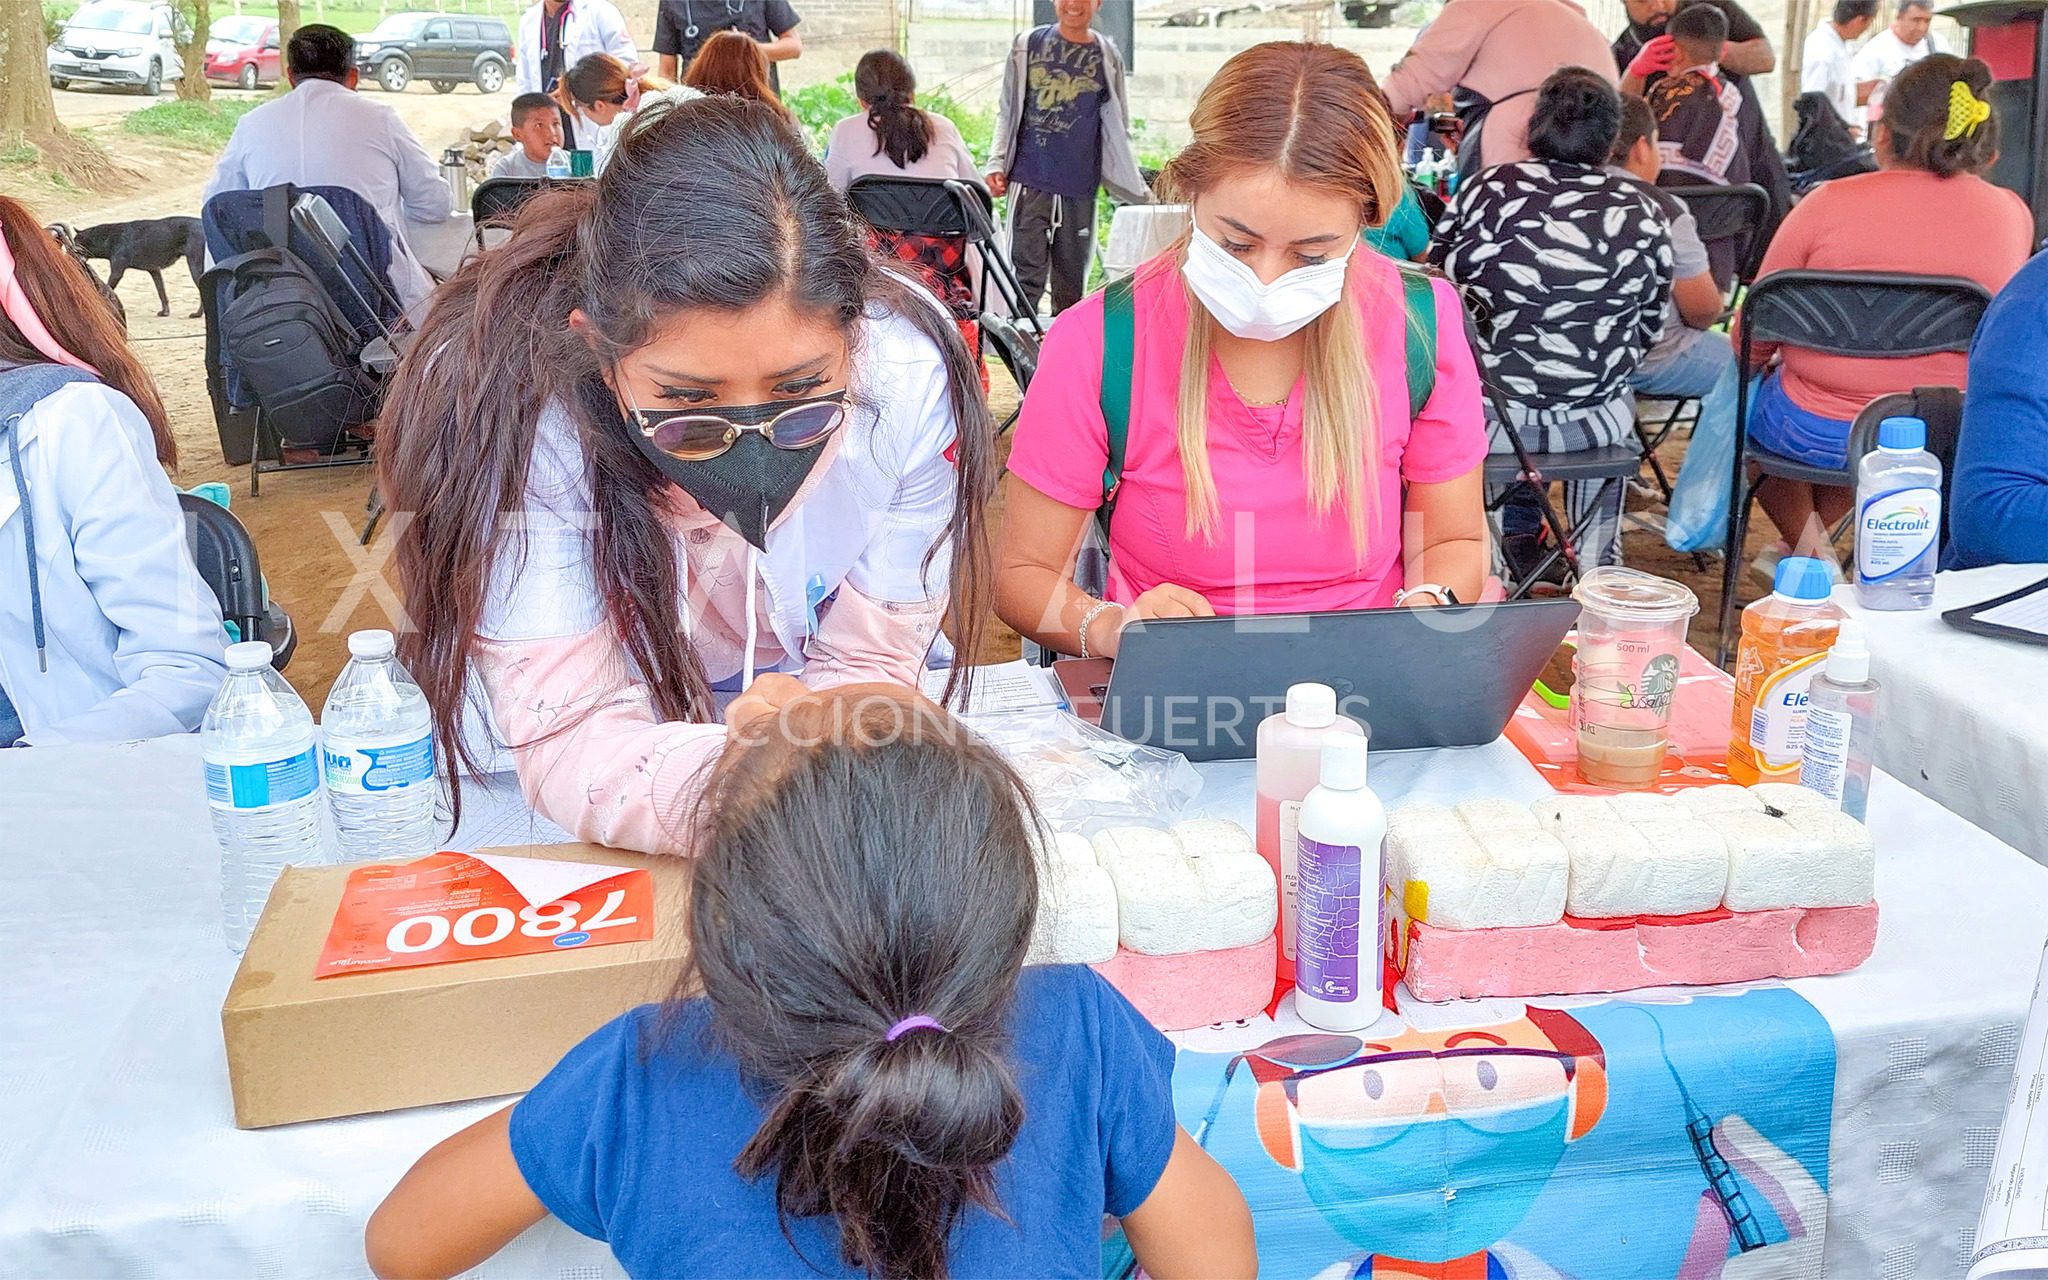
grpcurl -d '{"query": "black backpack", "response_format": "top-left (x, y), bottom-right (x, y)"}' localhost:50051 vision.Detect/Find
top-left (204, 186), bottom-right (380, 454)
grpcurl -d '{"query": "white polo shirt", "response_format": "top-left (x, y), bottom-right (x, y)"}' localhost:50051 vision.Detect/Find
top-left (1853, 26), bottom-right (1939, 83)
top-left (1801, 21), bottom-right (1858, 125)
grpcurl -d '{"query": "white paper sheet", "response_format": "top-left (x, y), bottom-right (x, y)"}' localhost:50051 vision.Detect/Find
top-left (441, 774), bottom-right (575, 852)
top-left (921, 660), bottom-right (1068, 716)
top-left (1969, 940), bottom-right (2048, 1279)
top-left (1975, 585), bottom-right (2048, 638)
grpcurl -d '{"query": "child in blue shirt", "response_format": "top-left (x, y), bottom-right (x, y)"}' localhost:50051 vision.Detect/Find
top-left (366, 684), bottom-right (1256, 1279)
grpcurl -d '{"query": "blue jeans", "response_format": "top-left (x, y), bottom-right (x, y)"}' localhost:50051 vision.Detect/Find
top-left (1636, 328), bottom-right (1744, 552)
top-left (0, 680), bottom-right (20, 747)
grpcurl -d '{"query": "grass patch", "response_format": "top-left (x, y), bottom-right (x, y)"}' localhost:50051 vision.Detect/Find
top-left (120, 97), bottom-right (263, 149)
top-left (1, 141), bottom-right (39, 167)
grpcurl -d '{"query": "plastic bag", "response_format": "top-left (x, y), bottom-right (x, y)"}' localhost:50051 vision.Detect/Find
top-left (962, 708), bottom-right (1202, 834)
top-left (1663, 373), bottom-right (1758, 554)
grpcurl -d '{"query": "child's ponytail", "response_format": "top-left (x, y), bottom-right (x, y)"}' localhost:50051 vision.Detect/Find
top-left (679, 691), bottom-right (1040, 1280)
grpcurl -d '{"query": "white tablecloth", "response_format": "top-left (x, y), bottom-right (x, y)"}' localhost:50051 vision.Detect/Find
top-left (1835, 565), bottom-right (2048, 865)
top-left (405, 212), bottom-right (476, 282)
top-left (3, 735), bottom-right (2042, 1278)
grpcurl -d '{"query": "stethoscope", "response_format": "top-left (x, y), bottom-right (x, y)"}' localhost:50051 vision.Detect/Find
top-left (679, 0), bottom-right (745, 40)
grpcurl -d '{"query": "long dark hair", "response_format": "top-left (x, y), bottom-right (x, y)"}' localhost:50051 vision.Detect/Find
top-left (377, 97), bottom-right (996, 815)
top-left (856, 49), bottom-right (932, 168)
top-left (679, 689), bottom-right (1038, 1280)
top-left (0, 196), bottom-right (174, 466)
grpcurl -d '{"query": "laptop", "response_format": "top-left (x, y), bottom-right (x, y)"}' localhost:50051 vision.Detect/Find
top-left (1056, 598), bottom-right (1581, 762)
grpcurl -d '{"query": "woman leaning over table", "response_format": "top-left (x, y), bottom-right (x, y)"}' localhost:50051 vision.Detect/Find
top-left (995, 41), bottom-right (1490, 660)
top-left (377, 96), bottom-right (996, 854)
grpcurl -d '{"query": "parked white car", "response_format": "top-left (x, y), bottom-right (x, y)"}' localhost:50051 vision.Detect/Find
top-left (47, 0), bottom-right (188, 96)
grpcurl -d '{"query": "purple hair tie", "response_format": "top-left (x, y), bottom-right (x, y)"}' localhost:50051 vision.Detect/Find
top-left (885, 1015), bottom-right (947, 1042)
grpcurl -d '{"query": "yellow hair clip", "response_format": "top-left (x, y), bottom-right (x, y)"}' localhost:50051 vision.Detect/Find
top-left (1947, 80), bottom-right (1992, 141)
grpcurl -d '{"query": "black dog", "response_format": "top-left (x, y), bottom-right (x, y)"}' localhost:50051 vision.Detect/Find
top-left (72, 216), bottom-right (206, 318)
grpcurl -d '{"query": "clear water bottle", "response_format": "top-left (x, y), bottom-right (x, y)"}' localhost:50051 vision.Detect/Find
top-left (1855, 416), bottom-right (1942, 610)
top-left (322, 629), bottom-right (439, 863)
top-left (203, 641), bottom-right (327, 953)
top-left (545, 145), bottom-right (571, 179)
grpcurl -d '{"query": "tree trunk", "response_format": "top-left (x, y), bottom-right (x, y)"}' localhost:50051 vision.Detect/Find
top-left (277, 0), bottom-right (303, 47)
top-left (174, 0), bottom-right (213, 102)
top-left (1, 0), bottom-right (129, 188)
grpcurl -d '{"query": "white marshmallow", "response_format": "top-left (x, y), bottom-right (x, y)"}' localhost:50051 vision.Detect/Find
top-left (1389, 825), bottom-right (1567, 929)
top-left (1092, 823), bottom-right (1275, 956)
top-left (1682, 784), bottom-right (1766, 816)
top-left (1606, 792), bottom-right (1688, 826)
top-left (1026, 831), bottom-right (1119, 966)
top-left (1778, 808), bottom-right (1876, 905)
top-left (1558, 816), bottom-right (1728, 918)
top-left (1708, 811), bottom-right (1862, 911)
top-left (1749, 783), bottom-right (1834, 818)
top-left (1531, 795), bottom-right (1618, 831)
top-left (1455, 798), bottom-right (1543, 833)
top-left (1389, 803), bottom-right (1461, 840)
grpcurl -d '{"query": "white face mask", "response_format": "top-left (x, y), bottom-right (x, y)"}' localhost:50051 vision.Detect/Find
top-left (1181, 223), bottom-right (1356, 342)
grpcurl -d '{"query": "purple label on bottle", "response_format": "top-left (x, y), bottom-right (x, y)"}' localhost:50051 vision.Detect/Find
top-left (1297, 835), bottom-right (1365, 1003)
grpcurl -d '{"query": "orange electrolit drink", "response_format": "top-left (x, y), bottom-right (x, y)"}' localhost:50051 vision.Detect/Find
top-left (1728, 557), bottom-right (1845, 786)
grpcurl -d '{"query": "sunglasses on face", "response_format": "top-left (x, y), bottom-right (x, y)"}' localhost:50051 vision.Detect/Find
top-left (632, 393), bottom-right (848, 462)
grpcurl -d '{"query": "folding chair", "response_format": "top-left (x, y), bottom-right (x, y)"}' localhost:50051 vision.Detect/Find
top-left (1713, 271), bottom-right (1990, 663)
top-left (179, 493), bottom-right (296, 671)
top-left (469, 176), bottom-right (585, 249)
top-left (1480, 388), bottom-right (1645, 597)
top-left (1662, 182), bottom-right (1773, 293)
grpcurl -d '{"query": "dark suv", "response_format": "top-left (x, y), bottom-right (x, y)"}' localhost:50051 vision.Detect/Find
top-left (353, 12), bottom-right (511, 94)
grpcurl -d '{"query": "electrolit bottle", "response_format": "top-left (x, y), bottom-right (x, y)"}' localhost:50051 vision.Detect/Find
top-left (545, 146), bottom-right (572, 180)
top-left (1255, 683), bottom-right (1364, 988)
top-left (1800, 619), bottom-right (1881, 820)
top-left (1295, 736), bottom-right (1387, 1033)
top-left (1855, 416), bottom-right (1942, 610)
top-left (1728, 557), bottom-right (1846, 786)
top-left (203, 641), bottom-right (328, 952)
top-left (322, 629), bottom-right (439, 863)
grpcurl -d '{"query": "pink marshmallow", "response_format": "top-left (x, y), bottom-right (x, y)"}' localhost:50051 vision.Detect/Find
top-left (1398, 903), bottom-right (1879, 1002)
top-left (1092, 936), bottom-right (1276, 1030)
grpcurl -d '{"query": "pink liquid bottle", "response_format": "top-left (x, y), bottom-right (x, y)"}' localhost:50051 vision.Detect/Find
top-left (1256, 683), bottom-right (1364, 990)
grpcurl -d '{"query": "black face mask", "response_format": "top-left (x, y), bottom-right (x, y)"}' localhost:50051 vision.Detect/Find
top-left (623, 396), bottom-right (839, 551)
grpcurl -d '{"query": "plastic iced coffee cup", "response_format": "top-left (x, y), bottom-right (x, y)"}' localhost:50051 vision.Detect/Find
top-left (1569, 567), bottom-right (1700, 790)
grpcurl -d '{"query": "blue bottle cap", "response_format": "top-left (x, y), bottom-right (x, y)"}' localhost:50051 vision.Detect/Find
top-left (1773, 556), bottom-right (1835, 601)
top-left (1878, 416), bottom-right (1926, 451)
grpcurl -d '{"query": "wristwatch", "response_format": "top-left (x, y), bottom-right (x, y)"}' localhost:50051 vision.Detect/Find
top-left (1394, 584), bottom-right (1460, 607)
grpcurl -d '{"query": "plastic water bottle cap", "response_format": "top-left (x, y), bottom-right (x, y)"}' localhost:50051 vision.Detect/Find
top-left (1773, 556), bottom-right (1836, 602)
top-left (225, 640), bottom-right (274, 671)
top-left (348, 629), bottom-right (397, 659)
top-left (1877, 416), bottom-right (1926, 452)
top-left (1827, 617), bottom-right (1871, 684)
top-left (1319, 735), bottom-right (1369, 790)
top-left (1287, 682), bottom-right (1338, 728)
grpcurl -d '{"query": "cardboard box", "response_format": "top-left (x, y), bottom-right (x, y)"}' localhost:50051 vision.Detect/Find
top-left (221, 842), bottom-right (692, 1129)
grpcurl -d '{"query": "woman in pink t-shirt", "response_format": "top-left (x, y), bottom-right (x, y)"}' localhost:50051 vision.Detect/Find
top-left (1741, 54), bottom-right (2032, 562)
top-left (996, 42), bottom-right (1490, 660)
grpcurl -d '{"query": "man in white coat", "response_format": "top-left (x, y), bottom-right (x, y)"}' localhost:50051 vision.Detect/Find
top-left (516, 0), bottom-right (637, 147)
top-left (201, 24), bottom-right (451, 309)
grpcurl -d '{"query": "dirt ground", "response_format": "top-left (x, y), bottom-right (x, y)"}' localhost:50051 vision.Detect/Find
top-left (35, 80), bottom-right (1786, 703)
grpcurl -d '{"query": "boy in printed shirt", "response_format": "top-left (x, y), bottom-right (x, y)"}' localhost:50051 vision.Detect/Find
top-left (986, 0), bottom-right (1148, 317)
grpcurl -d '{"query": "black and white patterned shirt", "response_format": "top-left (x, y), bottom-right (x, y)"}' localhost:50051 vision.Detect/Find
top-left (1434, 161), bottom-right (1674, 411)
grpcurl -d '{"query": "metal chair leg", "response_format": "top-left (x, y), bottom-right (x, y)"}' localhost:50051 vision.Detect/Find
top-left (1715, 469), bottom-right (1756, 668)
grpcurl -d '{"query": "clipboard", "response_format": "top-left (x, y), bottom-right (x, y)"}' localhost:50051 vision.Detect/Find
top-left (1942, 575), bottom-right (2048, 646)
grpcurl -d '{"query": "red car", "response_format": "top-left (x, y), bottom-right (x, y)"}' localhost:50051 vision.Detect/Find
top-left (204, 15), bottom-right (278, 89)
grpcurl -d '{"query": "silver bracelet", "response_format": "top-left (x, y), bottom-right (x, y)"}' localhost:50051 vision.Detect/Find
top-left (1077, 599), bottom-right (1120, 660)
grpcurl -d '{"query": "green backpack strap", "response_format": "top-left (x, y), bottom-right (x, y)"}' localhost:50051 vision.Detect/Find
top-left (1096, 273), bottom-right (1136, 537)
top-left (1396, 263), bottom-right (1438, 419)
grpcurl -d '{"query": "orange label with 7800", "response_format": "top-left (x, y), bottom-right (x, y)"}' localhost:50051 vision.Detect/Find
top-left (316, 851), bottom-right (654, 978)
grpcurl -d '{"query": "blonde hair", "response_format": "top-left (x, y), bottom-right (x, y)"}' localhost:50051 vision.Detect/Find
top-left (1157, 42), bottom-right (1406, 552)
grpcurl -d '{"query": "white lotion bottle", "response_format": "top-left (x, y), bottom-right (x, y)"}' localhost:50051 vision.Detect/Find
top-left (1256, 683), bottom-right (1365, 984)
top-left (1295, 735), bottom-right (1388, 1032)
